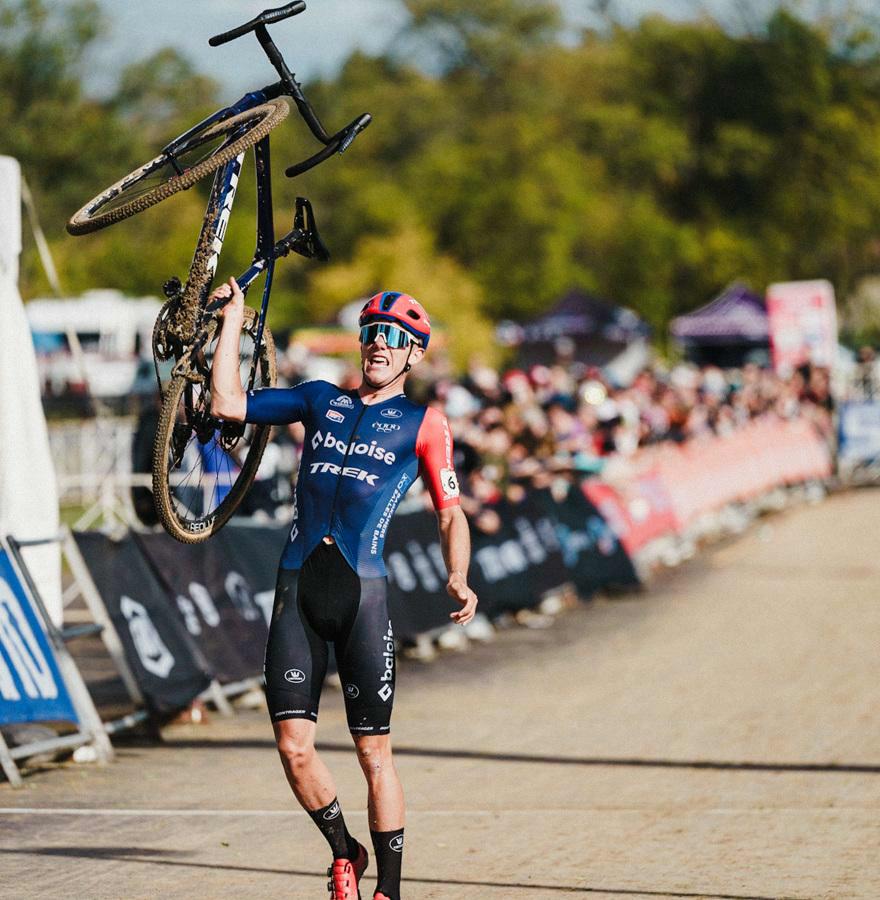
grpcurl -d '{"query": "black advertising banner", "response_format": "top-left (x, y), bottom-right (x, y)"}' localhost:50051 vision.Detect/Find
top-left (533, 483), bottom-right (638, 595)
top-left (468, 491), bottom-right (572, 616)
top-left (384, 483), bottom-right (639, 635)
top-left (134, 525), bottom-right (284, 684)
top-left (73, 532), bottom-right (211, 714)
top-left (384, 512), bottom-right (457, 638)
top-left (383, 502), bottom-right (550, 631)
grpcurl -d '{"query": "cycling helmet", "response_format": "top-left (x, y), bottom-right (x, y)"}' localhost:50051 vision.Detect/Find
top-left (359, 291), bottom-right (431, 349)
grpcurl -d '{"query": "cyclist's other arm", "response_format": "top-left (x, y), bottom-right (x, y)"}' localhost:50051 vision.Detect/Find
top-left (437, 505), bottom-right (478, 625)
top-left (210, 277), bottom-right (247, 422)
top-left (417, 407), bottom-right (478, 625)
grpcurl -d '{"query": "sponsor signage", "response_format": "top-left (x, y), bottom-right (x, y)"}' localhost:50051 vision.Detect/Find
top-left (766, 279), bottom-right (838, 373)
top-left (0, 548), bottom-right (78, 726)
top-left (838, 401), bottom-right (880, 466)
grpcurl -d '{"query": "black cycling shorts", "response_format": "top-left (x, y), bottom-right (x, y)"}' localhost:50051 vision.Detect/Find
top-left (264, 541), bottom-right (395, 735)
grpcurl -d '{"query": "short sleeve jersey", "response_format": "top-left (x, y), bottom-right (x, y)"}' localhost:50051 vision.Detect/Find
top-left (245, 380), bottom-right (460, 577)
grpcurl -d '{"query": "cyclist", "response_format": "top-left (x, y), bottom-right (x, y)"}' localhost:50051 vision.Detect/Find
top-left (210, 278), bottom-right (478, 900)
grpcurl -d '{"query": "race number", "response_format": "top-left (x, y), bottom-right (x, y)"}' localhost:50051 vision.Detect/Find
top-left (440, 468), bottom-right (460, 499)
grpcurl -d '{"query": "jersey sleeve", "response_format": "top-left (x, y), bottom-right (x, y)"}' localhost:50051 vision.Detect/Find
top-left (415, 406), bottom-right (461, 510)
top-left (244, 381), bottom-right (320, 425)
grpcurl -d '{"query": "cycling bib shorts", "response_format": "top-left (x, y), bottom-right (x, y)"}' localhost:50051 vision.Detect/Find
top-left (264, 541), bottom-right (395, 734)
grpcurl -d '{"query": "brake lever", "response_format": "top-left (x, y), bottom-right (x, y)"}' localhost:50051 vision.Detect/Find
top-left (285, 113), bottom-right (372, 178)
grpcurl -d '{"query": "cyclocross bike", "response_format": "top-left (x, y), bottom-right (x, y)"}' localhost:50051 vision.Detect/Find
top-left (67, 2), bottom-right (370, 544)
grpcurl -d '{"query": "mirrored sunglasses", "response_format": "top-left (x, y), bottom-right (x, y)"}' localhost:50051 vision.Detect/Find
top-left (359, 322), bottom-right (419, 349)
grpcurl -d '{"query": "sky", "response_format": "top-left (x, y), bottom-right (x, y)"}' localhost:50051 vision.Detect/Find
top-left (86, 0), bottom-right (743, 96)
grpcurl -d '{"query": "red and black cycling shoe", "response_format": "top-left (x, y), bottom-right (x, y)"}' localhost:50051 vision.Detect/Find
top-left (326, 843), bottom-right (369, 900)
top-left (373, 893), bottom-right (392, 900)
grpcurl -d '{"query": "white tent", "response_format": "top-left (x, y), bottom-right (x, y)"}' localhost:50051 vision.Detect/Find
top-left (0, 156), bottom-right (62, 625)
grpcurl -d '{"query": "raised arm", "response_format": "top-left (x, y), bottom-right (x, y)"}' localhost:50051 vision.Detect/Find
top-left (210, 277), bottom-right (247, 422)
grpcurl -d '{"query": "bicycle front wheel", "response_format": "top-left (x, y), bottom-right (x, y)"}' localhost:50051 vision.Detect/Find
top-left (152, 306), bottom-right (277, 543)
top-left (67, 99), bottom-right (289, 235)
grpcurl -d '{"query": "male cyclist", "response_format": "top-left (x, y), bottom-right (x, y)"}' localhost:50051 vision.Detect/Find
top-left (210, 278), bottom-right (478, 900)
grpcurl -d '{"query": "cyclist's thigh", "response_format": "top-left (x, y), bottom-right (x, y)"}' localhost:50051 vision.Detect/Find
top-left (264, 567), bottom-right (327, 725)
top-left (336, 576), bottom-right (395, 736)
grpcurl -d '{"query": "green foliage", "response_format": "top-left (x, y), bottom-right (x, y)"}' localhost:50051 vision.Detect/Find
top-left (7, 0), bottom-right (880, 353)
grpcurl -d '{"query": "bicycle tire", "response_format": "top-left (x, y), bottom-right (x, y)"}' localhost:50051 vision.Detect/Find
top-left (151, 306), bottom-right (277, 543)
top-left (67, 99), bottom-right (289, 235)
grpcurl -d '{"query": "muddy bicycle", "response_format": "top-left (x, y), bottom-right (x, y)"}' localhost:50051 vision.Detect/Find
top-left (67, 2), bottom-right (370, 543)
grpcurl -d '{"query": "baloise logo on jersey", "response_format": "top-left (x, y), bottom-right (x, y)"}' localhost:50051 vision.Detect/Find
top-left (311, 430), bottom-right (397, 465)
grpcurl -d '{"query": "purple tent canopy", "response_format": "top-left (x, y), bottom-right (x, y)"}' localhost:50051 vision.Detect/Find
top-left (517, 290), bottom-right (650, 344)
top-left (670, 284), bottom-right (768, 344)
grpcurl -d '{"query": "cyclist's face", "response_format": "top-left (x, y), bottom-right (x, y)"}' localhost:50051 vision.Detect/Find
top-left (360, 324), bottom-right (424, 384)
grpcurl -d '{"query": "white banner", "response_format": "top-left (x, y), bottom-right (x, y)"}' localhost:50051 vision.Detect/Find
top-left (0, 157), bottom-right (62, 625)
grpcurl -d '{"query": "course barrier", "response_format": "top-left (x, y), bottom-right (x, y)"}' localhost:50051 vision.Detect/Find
top-left (67, 422), bottom-right (830, 724)
top-left (0, 535), bottom-right (112, 787)
top-left (585, 419), bottom-right (832, 556)
top-left (3, 417), bottom-right (832, 782)
top-left (838, 401), bottom-right (880, 477)
top-left (66, 483), bottom-right (638, 717)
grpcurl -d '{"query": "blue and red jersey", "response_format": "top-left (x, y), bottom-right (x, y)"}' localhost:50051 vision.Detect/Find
top-left (245, 380), bottom-right (460, 577)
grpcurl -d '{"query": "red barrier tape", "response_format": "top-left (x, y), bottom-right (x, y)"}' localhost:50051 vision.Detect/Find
top-left (583, 419), bottom-right (832, 552)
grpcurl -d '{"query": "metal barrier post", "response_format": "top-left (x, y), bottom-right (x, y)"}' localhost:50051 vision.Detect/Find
top-left (0, 730), bottom-right (22, 787)
top-left (6, 536), bottom-right (114, 766)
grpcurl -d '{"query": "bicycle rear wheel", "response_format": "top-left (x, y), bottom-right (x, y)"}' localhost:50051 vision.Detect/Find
top-left (152, 306), bottom-right (277, 543)
top-left (67, 99), bottom-right (289, 235)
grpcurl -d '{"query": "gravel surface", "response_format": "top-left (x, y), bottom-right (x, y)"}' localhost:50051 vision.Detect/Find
top-left (1, 490), bottom-right (878, 899)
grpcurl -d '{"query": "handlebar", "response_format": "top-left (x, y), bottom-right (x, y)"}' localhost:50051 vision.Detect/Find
top-left (209, 2), bottom-right (372, 177)
top-left (208, 2), bottom-right (305, 47)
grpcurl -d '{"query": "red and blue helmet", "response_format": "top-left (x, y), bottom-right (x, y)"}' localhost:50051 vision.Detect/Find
top-left (359, 291), bottom-right (431, 349)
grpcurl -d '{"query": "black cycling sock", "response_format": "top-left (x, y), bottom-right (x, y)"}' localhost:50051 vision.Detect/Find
top-left (371, 827), bottom-right (404, 900)
top-left (307, 798), bottom-right (360, 860)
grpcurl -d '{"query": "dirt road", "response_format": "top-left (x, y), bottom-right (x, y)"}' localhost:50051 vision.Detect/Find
top-left (2, 490), bottom-right (878, 899)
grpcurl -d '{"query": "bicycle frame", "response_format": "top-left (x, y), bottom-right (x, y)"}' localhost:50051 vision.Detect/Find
top-left (180, 87), bottom-right (283, 388)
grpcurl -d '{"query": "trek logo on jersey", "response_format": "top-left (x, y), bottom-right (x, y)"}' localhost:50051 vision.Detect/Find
top-left (323, 801), bottom-right (341, 820)
top-left (330, 395), bottom-right (354, 409)
top-left (440, 467), bottom-right (460, 499)
top-left (372, 422), bottom-right (400, 432)
top-left (309, 462), bottom-right (380, 485)
top-left (344, 683), bottom-right (360, 699)
top-left (389, 835), bottom-right (404, 853)
top-left (381, 408), bottom-right (402, 419)
top-left (284, 669), bottom-right (306, 684)
top-left (312, 430), bottom-right (396, 465)
top-left (326, 410), bottom-right (345, 423)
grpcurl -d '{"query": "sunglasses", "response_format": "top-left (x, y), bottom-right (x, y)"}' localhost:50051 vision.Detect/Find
top-left (359, 322), bottom-right (420, 349)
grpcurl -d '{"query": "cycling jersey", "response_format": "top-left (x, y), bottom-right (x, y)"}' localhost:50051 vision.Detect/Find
top-left (245, 380), bottom-right (460, 577)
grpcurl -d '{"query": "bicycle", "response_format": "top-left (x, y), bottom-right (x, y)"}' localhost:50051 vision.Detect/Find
top-left (66, 2), bottom-right (371, 543)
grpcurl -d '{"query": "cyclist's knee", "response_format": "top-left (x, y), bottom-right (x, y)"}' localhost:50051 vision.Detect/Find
top-left (275, 720), bottom-right (316, 771)
top-left (354, 735), bottom-right (392, 780)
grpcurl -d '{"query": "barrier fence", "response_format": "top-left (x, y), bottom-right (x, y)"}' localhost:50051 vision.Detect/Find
top-left (1, 414), bottom-right (838, 783)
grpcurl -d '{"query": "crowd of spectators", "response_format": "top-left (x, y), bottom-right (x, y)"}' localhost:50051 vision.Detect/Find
top-left (248, 342), bottom-right (839, 519)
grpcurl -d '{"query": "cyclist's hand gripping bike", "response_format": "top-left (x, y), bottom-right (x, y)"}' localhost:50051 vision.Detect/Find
top-left (67, 2), bottom-right (370, 543)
